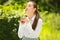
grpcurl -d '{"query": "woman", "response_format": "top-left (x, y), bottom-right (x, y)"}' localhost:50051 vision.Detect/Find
top-left (18, 0), bottom-right (42, 40)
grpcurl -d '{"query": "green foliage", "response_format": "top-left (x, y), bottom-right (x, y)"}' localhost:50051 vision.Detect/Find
top-left (0, 5), bottom-right (22, 40)
top-left (0, 0), bottom-right (60, 40)
top-left (0, 18), bottom-right (20, 40)
top-left (40, 12), bottom-right (60, 40)
top-left (0, 0), bottom-right (60, 13)
top-left (0, 0), bottom-right (8, 4)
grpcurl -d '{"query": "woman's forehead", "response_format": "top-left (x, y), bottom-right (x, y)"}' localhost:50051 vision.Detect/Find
top-left (27, 2), bottom-right (34, 5)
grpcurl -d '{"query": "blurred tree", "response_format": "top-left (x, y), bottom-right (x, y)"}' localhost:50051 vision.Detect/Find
top-left (0, 17), bottom-right (20, 40)
top-left (0, 0), bottom-right (60, 13)
top-left (0, 0), bottom-right (8, 4)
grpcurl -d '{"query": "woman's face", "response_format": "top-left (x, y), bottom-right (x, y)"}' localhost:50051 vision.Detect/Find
top-left (26, 1), bottom-right (36, 15)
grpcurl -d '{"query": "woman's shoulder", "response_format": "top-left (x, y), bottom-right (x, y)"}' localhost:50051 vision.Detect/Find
top-left (37, 18), bottom-right (42, 24)
top-left (38, 18), bottom-right (42, 22)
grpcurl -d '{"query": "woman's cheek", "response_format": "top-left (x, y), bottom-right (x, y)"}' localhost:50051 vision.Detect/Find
top-left (27, 8), bottom-right (32, 13)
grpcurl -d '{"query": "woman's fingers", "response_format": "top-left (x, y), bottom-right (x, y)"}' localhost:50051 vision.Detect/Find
top-left (18, 16), bottom-right (29, 24)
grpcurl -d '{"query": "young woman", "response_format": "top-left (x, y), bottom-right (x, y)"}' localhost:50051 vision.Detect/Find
top-left (18, 0), bottom-right (42, 40)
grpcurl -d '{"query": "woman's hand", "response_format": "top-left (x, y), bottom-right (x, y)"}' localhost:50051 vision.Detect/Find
top-left (19, 17), bottom-right (29, 24)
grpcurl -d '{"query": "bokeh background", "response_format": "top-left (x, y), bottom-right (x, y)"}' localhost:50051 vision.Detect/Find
top-left (0, 0), bottom-right (60, 40)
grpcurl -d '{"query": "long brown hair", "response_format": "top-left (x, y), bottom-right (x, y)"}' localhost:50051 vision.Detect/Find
top-left (30, 1), bottom-right (41, 30)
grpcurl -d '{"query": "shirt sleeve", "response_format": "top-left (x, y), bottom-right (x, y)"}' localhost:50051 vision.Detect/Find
top-left (18, 23), bottom-right (25, 38)
top-left (24, 19), bottom-right (42, 37)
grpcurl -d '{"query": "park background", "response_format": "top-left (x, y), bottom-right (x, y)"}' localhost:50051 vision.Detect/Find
top-left (0, 0), bottom-right (60, 40)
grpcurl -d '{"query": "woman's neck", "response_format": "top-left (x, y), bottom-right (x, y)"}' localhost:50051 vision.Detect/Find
top-left (29, 13), bottom-right (35, 19)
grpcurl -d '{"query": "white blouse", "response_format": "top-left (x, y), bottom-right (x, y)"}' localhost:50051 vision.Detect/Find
top-left (18, 15), bottom-right (42, 38)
